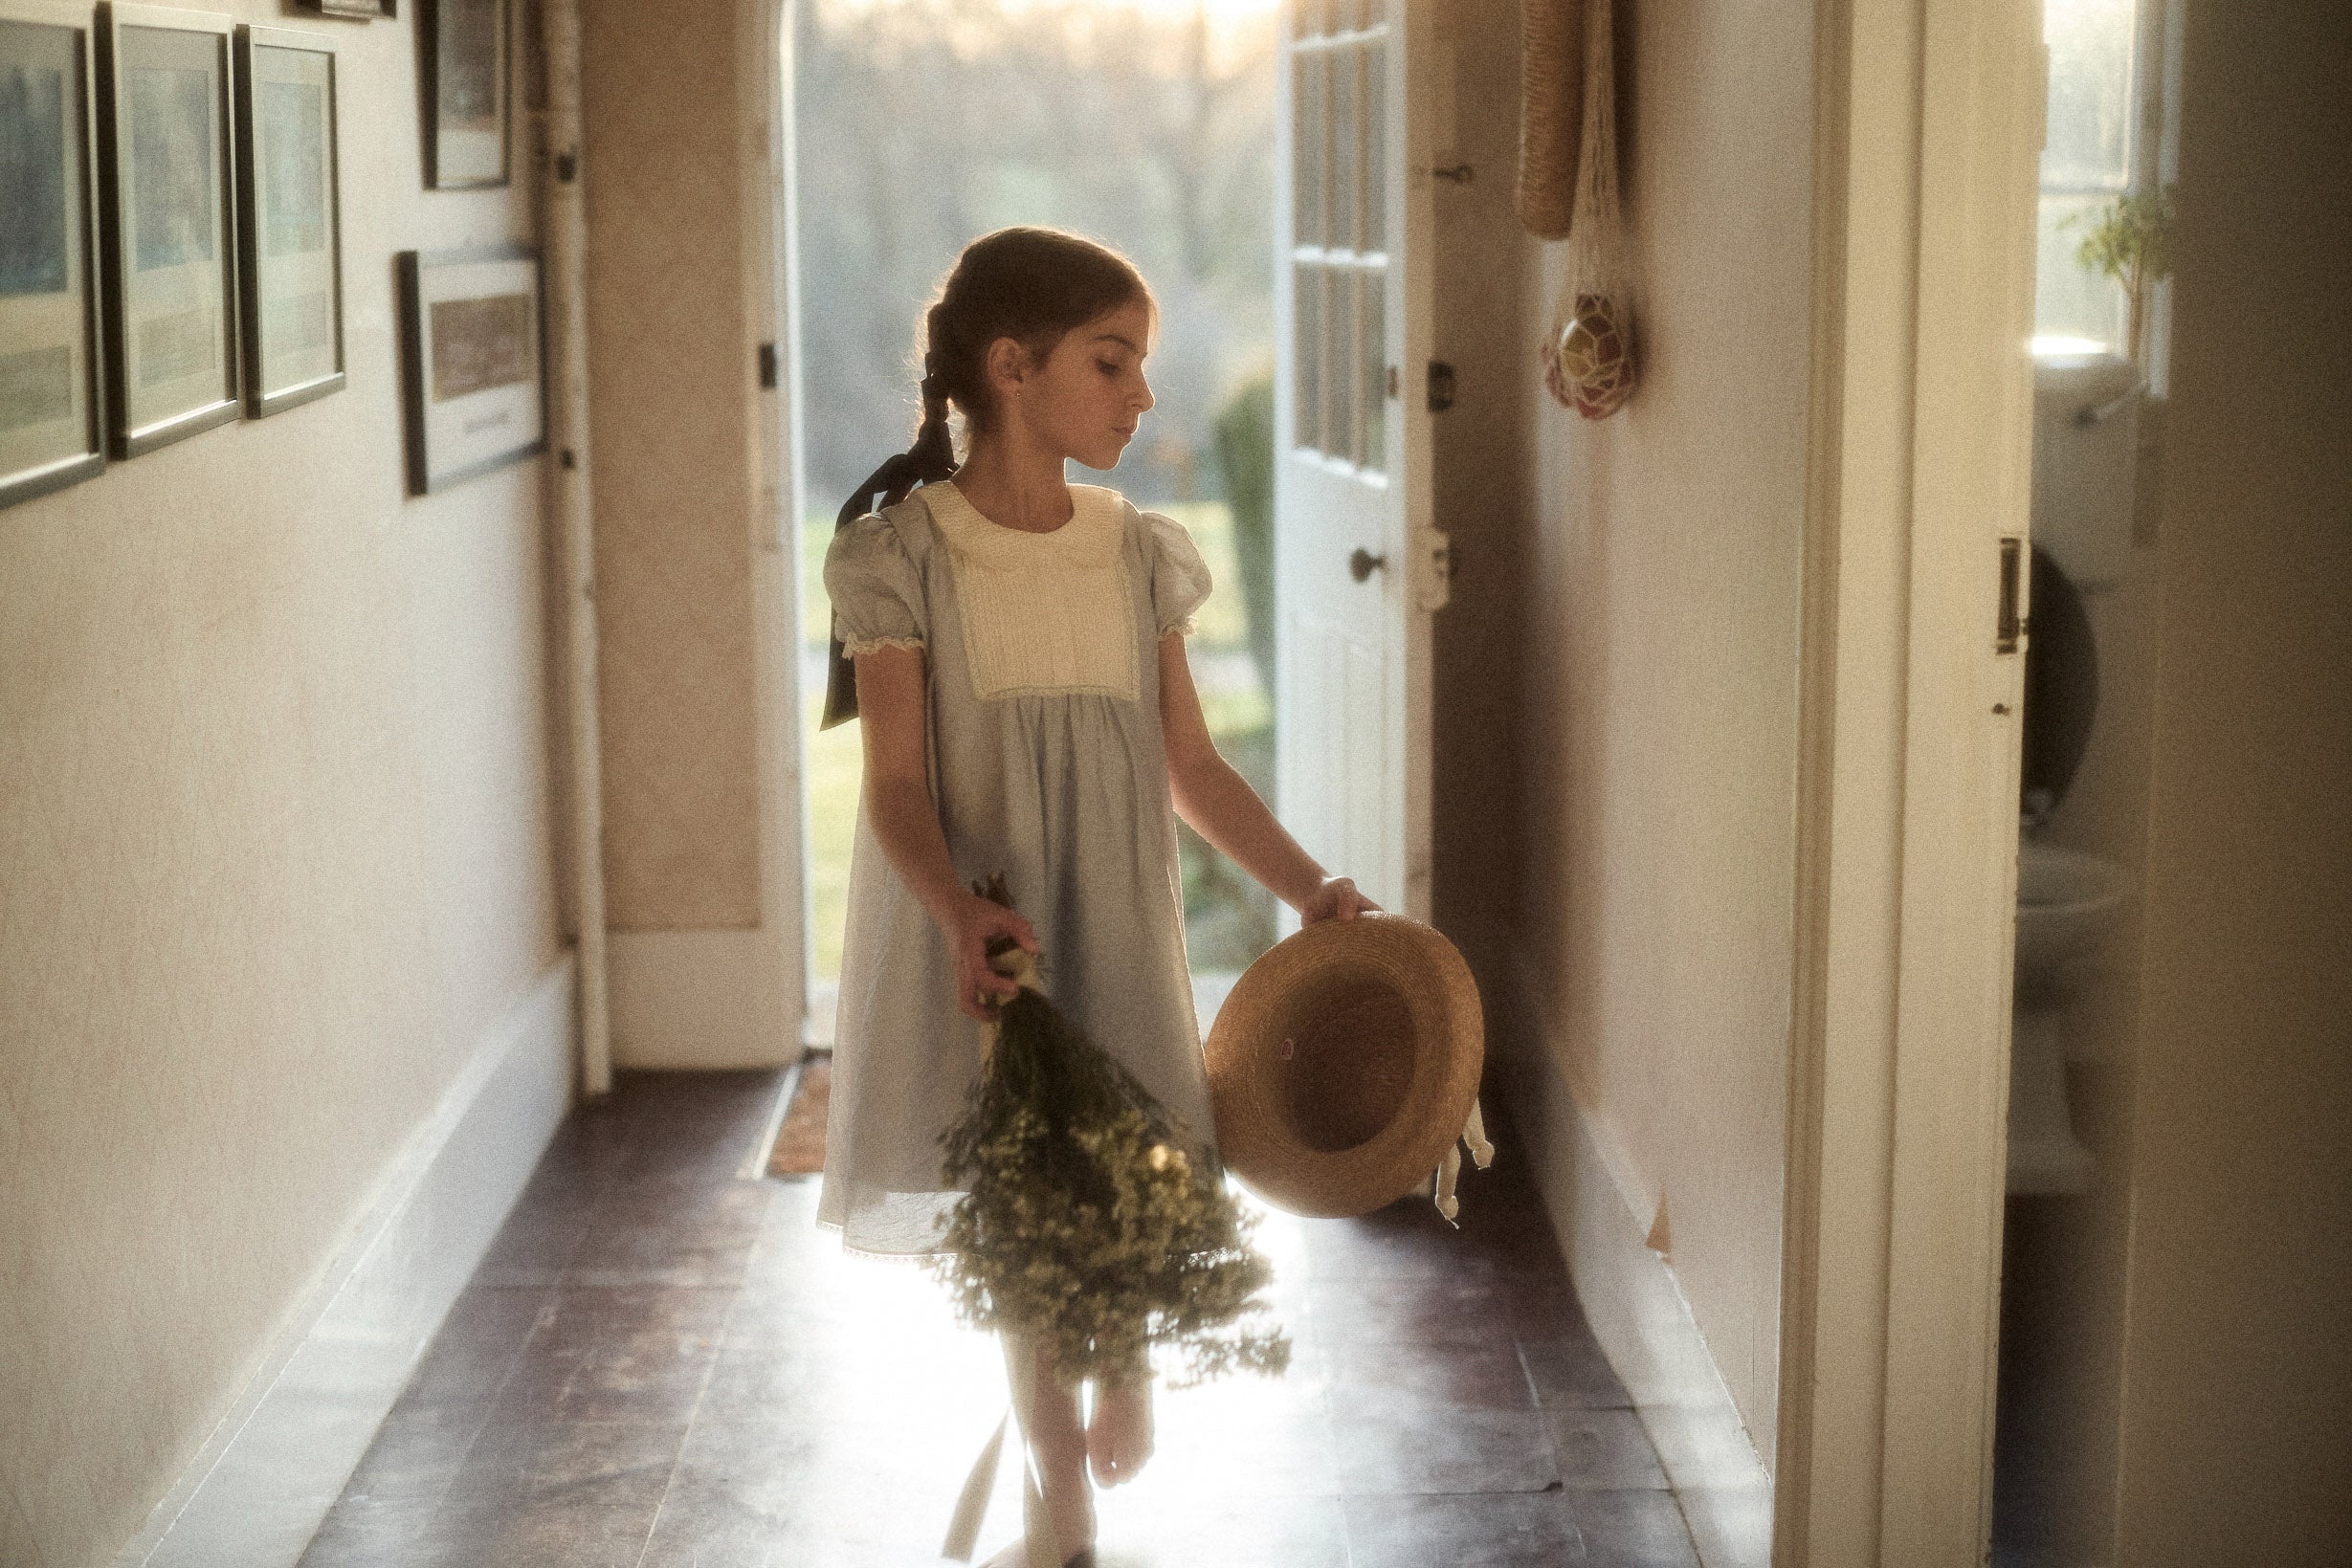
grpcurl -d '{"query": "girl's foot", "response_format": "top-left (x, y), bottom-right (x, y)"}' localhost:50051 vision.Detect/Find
top-left (1085, 1371), bottom-right (1154, 1487)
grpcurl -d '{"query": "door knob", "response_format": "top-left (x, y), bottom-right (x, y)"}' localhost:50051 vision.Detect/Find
top-left (1349, 547), bottom-right (1387, 583)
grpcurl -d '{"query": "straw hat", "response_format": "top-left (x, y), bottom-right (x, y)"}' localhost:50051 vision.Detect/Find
top-left (1204, 913), bottom-right (1485, 1219)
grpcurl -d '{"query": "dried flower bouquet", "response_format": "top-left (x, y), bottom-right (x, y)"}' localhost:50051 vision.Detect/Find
top-left (926, 876), bottom-right (1292, 1390)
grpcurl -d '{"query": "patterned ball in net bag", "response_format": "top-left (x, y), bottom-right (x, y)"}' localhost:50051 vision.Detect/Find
top-left (1546, 293), bottom-right (1635, 420)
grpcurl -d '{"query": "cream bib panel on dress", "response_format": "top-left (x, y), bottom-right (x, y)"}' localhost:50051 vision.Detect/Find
top-left (927, 479), bottom-right (1141, 703)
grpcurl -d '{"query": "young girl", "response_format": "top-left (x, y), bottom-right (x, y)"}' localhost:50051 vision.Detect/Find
top-left (814, 226), bottom-right (1371, 1567)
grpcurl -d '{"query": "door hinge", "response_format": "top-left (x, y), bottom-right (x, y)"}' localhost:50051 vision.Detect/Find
top-left (1419, 529), bottom-right (1454, 611)
top-left (1996, 536), bottom-right (2026, 653)
top-left (757, 342), bottom-right (779, 390)
top-left (1427, 361), bottom-right (1456, 413)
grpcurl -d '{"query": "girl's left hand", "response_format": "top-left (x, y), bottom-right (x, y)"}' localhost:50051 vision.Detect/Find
top-left (1299, 876), bottom-right (1378, 925)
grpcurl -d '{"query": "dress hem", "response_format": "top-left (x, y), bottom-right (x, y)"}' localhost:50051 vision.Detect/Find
top-left (811, 1210), bottom-right (966, 1264)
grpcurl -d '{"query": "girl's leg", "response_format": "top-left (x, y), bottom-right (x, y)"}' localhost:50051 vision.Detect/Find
top-left (998, 1331), bottom-right (1095, 1565)
top-left (1084, 1358), bottom-right (1155, 1488)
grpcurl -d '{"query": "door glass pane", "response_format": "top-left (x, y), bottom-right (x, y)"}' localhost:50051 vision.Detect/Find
top-left (1331, 44), bottom-right (1358, 252)
top-left (1293, 261), bottom-right (1322, 451)
top-left (1359, 266), bottom-right (1387, 472)
top-left (1293, 49), bottom-right (1326, 248)
top-left (1363, 36), bottom-right (1387, 253)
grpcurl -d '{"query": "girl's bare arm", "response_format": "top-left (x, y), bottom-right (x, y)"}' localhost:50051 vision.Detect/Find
top-left (854, 646), bottom-right (1037, 1017)
top-left (1156, 632), bottom-right (1374, 922)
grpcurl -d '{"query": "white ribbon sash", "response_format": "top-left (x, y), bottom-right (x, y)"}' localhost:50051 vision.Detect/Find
top-left (1433, 1095), bottom-right (1497, 1225)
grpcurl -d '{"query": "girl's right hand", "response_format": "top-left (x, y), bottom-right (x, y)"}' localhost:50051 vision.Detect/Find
top-left (944, 893), bottom-right (1041, 1022)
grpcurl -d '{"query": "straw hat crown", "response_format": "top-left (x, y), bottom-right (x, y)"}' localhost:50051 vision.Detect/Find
top-left (1204, 912), bottom-right (1484, 1220)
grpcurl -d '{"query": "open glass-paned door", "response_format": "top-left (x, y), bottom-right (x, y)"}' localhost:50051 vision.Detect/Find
top-left (1274, 0), bottom-right (1440, 923)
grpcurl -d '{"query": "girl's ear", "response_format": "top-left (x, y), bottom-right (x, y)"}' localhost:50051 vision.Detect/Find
top-left (984, 335), bottom-right (1031, 402)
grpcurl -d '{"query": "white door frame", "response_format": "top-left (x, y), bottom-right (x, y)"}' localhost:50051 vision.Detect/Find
top-left (735, 0), bottom-right (810, 1062)
top-left (1775, 0), bottom-right (2042, 1561)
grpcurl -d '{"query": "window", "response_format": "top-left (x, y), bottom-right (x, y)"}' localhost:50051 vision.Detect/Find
top-left (2034, 0), bottom-right (2143, 352)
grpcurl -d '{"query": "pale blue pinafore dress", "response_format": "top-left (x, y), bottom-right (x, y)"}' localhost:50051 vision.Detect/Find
top-left (814, 478), bottom-right (1218, 1257)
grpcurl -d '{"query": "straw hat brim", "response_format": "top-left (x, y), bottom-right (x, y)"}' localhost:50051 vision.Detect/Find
top-left (1205, 912), bottom-right (1484, 1219)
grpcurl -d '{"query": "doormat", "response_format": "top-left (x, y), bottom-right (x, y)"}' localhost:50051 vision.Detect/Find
top-left (767, 1056), bottom-right (831, 1177)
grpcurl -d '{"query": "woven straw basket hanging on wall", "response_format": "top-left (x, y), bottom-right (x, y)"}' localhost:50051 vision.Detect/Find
top-left (1516, 0), bottom-right (1585, 239)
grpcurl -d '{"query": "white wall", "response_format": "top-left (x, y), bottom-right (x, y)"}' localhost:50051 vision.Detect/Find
top-left (1490, 0), bottom-right (1813, 1461)
top-left (2106, 2), bottom-right (2352, 1559)
top-left (0, 8), bottom-right (563, 1564)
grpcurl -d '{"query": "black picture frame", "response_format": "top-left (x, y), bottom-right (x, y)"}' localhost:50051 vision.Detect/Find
top-left (94, 2), bottom-right (240, 458)
top-left (233, 24), bottom-right (344, 417)
top-left (0, 0), bottom-right (107, 508)
top-left (422, 0), bottom-right (505, 189)
top-left (297, 0), bottom-right (395, 19)
top-left (396, 244), bottom-right (544, 495)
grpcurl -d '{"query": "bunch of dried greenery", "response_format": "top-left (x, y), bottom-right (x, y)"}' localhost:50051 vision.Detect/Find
top-left (925, 881), bottom-right (1291, 1391)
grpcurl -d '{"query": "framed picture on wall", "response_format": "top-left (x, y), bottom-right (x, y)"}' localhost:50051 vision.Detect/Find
top-left (396, 245), bottom-right (543, 494)
top-left (233, 24), bottom-right (344, 416)
top-left (423, 0), bottom-right (504, 188)
top-left (95, 3), bottom-right (240, 458)
top-left (0, 0), bottom-right (107, 509)
top-left (296, 0), bottom-right (395, 19)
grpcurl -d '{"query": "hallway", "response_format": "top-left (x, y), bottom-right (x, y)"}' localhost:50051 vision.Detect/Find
top-left (297, 1071), bottom-right (1698, 1567)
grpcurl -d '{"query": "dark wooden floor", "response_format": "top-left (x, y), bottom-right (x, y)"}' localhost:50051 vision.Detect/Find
top-left (300, 1070), bottom-right (1700, 1567)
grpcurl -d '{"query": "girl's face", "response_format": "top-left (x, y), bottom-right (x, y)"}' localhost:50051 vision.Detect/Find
top-left (992, 297), bottom-right (1156, 472)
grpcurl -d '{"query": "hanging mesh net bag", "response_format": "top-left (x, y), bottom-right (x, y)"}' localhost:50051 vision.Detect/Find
top-left (1542, 0), bottom-right (1635, 420)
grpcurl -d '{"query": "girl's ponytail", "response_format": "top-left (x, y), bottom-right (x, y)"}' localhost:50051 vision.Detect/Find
top-left (817, 359), bottom-right (958, 729)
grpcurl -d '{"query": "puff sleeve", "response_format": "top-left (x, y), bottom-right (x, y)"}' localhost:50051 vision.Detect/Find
top-left (1145, 510), bottom-right (1214, 637)
top-left (824, 514), bottom-right (927, 656)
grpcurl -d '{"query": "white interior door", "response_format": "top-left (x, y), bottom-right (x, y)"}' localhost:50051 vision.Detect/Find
top-left (1272, 0), bottom-right (1440, 922)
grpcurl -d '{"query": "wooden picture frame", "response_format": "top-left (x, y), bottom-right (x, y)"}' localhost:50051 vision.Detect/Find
top-left (422, 0), bottom-right (505, 189)
top-left (0, 0), bottom-right (106, 508)
top-left (233, 24), bottom-right (344, 416)
top-left (94, 2), bottom-right (240, 458)
top-left (396, 245), bottom-right (543, 494)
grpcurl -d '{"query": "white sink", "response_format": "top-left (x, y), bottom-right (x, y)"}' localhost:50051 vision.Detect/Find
top-left (2014, 838), bottom-right (2130, 999)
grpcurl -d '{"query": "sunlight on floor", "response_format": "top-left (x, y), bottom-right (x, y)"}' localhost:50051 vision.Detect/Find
top-left (741, 1182), bottom-right (1322, 1566)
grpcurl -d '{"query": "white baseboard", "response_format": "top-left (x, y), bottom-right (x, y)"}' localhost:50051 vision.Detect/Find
top-left (115, 957), bottom-right (579, 1568)
top-left (1494, 981), bottom-right (1774, 1568)
top-left (610, 926), bottom-right (797, 1068)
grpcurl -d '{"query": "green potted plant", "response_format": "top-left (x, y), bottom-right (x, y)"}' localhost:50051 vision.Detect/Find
top-left (2070, 186), bottom-right (2175, 366)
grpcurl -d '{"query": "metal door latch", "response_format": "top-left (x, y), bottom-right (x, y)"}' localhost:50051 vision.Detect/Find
top-left (1996, 536), bottom-right (2027, 653)
top-left (1427, 362), bottom-right (1456, 413)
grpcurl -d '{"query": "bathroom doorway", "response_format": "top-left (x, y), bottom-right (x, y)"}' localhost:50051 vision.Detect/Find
top-left (1778, 0), bottom-right (2347, 1553)
top-left (1990, 0), bottom-right (2171, 1560)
